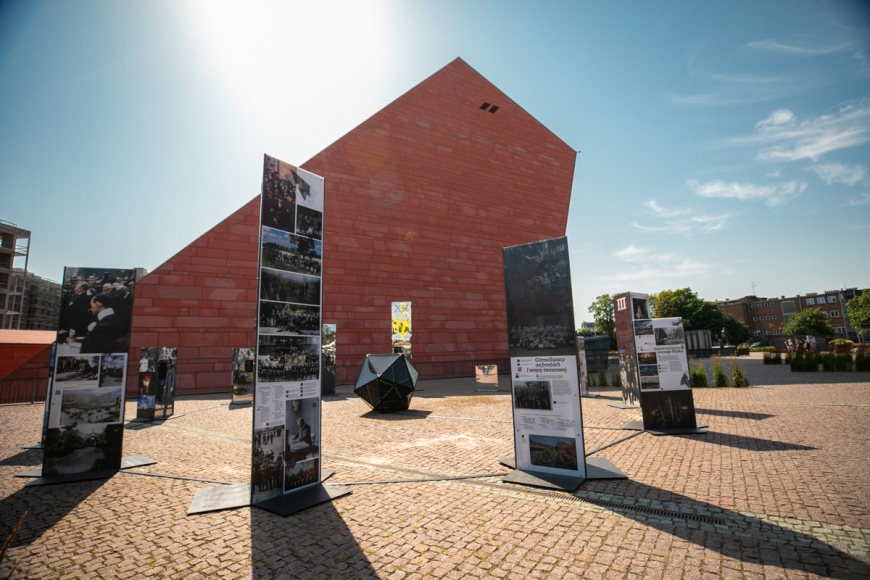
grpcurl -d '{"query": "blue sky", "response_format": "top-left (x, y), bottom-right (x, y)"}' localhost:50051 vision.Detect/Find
top-left (1, 0), bottom-right (868, 322)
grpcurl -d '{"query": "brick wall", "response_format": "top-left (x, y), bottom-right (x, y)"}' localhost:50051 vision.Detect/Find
top-left (127, 58), bottom-right (576, 393)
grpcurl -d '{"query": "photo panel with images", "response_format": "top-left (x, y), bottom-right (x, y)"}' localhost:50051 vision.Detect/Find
top-left (513, 380), bottom-right (553, 411)
top-left (528, 434), bottom-right (579, 471)
top-left (295, 206), bottom-right (322, 241)
top-left (260, 268), bottom-right (321, 306)
top-left (503, 238), bottom-right (573, 326)
top-left (261, 156), bottom-right (297, 233)
top-left (294, 167), bottom-right (324, 213)
top-left (99, 354), bottom-right (126, 388)
top-left (252, 425), bottom-right (285, 503)
top-left (261, 226), bottom-right (322, 277)
top-left (55, 355), bottom-right (101, 387)
top-left (60, 386), bottom-right (123, 427)
top-left (259, 301), bottom-right (321, 336)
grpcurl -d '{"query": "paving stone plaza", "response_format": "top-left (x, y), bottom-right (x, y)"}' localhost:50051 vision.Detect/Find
top-left (1, 355), bottom-right (869, 579)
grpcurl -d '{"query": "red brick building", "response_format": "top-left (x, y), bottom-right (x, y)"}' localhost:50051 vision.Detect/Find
top-left (127, 58), bottom-right (577, 393)
top-left (717, 287), bottom-right (864, 340)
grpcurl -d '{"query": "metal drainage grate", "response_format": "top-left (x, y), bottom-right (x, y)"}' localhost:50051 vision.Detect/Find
top-left (469, 481), bottom-right (725, 525)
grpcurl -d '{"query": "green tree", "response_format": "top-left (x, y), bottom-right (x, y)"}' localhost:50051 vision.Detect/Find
top-left (846, 292), bottom-right (870, 339)
top-left (649, 287), bottom-right (749, 343)
top-left (781, 308), bottom-right (834, 337)
top-left (588, 294), bottom-right (615, 347)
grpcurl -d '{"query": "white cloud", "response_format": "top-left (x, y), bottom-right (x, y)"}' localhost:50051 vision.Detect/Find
top-left (631, 199), bottom-right (732, 234)
top-left (847, 193), bottom-right (870, 206)
top-left (811, 163), bottom-right (867, 185)
top-left (599, 256), bottom-right (715, 283)
top-left (687, 179), bottom-right (806, 206)
top-left (614, 245), bottom-right (650, 261)
top-left (730, 100), bottom-right (870, 162)
top-left (744, 39), bottom-right (856, 56)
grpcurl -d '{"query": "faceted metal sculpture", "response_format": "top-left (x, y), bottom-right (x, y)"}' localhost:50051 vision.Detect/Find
top-left (354, 354), bottom-right (418, 412)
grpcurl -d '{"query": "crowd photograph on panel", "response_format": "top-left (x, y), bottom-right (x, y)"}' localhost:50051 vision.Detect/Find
top-left (56, 268), bottom-right (137, 356)
top-left (257, 342), bottom-right (320, 383)
top-left (296, 206), bottom-right (322, 240)
top-left (252, 425), bottom-right (285, 503)
top-left (259, 301), bottom-right (320, 336)
top-left (261, 226), bottom-right (322, 276)
top-left (513, 381), bottom-right (553, 411)
top-left (260, 268), bottom-right (321, 306)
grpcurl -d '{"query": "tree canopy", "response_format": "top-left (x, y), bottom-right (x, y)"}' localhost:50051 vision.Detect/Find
top-left (781, 308), bottom-right (834, 337)
top-left (588, 294), bottom-right (615, 347)
top-left (846, 292), bottom-right (870, 336)
top-left (649, 287), bottom-right (750, 344)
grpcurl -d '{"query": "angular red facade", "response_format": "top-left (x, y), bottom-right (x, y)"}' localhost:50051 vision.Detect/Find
top-left (128, 58), bottom-right (576, 393)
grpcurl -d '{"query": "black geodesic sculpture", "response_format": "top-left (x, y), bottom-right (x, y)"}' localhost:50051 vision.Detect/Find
top-left (354, 354), bottom-right (418, 412)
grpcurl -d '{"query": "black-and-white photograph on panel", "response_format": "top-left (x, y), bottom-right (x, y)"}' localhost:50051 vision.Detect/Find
top-left (252, 154), bottom-right (325, 504)
top-left (503, 237), bottom-right (585, 479)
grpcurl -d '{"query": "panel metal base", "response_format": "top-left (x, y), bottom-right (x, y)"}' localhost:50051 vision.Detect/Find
top-left (622, 420), bottom-right (708, 435)
top-left (499, 456), bottom-right (626, 480)
top-left (475, 388), bottom-right (499, 393)
top-left (229, 401), bottom-right (253, 407)
top-left (252, 483), bottom-right (351, 517)
top-left (16, 455), bottom-right (157, 478)
top-left (22, 442), bottom-right (44, 450)
top-left (609, 403), bottom-right (640, 409)
top-left (188, 483), bottom-right (251, 515)
top-left (130, 413), bottom-right (184, 423)
top-left (584, 457), bottom-right (627, 480)
top-left (25, 469), bottom-right (118, 487)
top-left (187, 471), bottom-right (340, 515)
top-left (581, 393), bottom-right (600, 398)
top-left (502, 469), bottom-right (585, 492)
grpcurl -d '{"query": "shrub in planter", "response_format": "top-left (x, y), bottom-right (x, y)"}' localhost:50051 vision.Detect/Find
top-left (763, 352), bottom-right (782, 365)
top-left (611, 371), bottom-right (622, 388)
top-left (598, 369), bottom-right (608, 387)
top-left (731, 358), bottom-right (749, 388)
top-left (712, 356), bottom-right (729, 388)
top-left (856, 348), bottom-right (870, 372)
top-left (822, 353), bottom-right (836, 372)
top-left (836, 353), bottom-right (853, 372)
top-left (830, 339), bottom-right (855, 354)
top-left (690, 359), bottom-right (708, 388)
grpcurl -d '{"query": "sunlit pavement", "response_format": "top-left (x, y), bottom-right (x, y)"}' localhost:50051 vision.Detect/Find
top-left (2, 355), bottom-right (869, 579)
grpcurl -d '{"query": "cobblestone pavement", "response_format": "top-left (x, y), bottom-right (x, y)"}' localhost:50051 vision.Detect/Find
top-left (2, 355), bottom-right (869, 579)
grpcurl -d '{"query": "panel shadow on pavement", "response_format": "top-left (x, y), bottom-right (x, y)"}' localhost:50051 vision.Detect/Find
top-left (250, 499), bottom-right (375, 579)
top-left (694, 408), bottom-right (775, 421)
top-left (360, 409), bottom-right (432, 421)
top-left (581, 480), bottom-right (869, 579)
top-left (0, 478), bottom-right (107, 548)
top-left (676, 431), bottom-right (816, 452)
top-left (0, 449), bottom-right (43, 467)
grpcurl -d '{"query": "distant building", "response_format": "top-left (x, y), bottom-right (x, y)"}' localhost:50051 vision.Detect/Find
top-left (0, 220), bottom-right (30, 330)
top-left (18, 270), bottom-right (61, 330)
top-left (717, 288), bottom-right (865, 340)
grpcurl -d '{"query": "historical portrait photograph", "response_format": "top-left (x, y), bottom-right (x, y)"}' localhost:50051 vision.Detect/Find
top-left (528, 434), bottom-right (578, 471)
top-left (259, 301), bottom-right (320, 336)
top-left (513, 380), bottom-right (553, 411)
top-left (285, 457), bottom-right (320, 491)
top-left (260, 268), bottom-right (320, 306)
top-left (285, 397), bottom-right (320, 470)
top-left (632, 298), bottom-right (650, 320)
top-left (252, 425), bottom-right (285, 503)
top-left (508, 315), bottom-right (575, 356)
top-left (56, 267), bottom-right (136, 356)
top-left (261, 226), bottom-right (322, 276)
